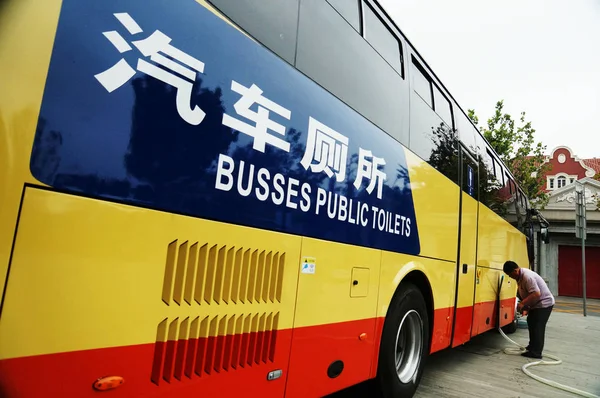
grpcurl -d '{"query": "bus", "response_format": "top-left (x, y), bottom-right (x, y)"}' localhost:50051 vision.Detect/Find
top-left (0, 0), bottom-right (547, 397)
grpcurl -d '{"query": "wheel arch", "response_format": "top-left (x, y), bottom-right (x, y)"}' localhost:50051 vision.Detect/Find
top-left (371, 268), bottom-right (435, 380)
top-left (393, 270), bottom-right (434, 349)
top-left (372, 269), bottom-right (434, 396)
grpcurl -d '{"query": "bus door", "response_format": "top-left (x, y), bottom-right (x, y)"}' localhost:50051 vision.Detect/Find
top-left (451, 144), bottom-right (479, 347)
top-left (285, 238), bottom-right (381, 397)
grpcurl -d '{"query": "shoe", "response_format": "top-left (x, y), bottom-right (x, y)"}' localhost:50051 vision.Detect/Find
top-left (521, 351), bottom-right (542, 359)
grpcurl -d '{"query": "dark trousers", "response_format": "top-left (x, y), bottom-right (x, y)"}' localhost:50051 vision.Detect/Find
top-left (526, 306), bottom-right (553, 356)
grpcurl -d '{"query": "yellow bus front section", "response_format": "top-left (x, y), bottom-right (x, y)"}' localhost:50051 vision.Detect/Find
top-left (0, 0), bottom-right (63, 302)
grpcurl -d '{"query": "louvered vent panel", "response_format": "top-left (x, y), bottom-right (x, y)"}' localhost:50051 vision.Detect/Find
top-left (155, 240), bottom-right (285, 385)
top-left (151, 313), bottom-right (280, 385)
top-left (162, 240), bottom-right (285, 306)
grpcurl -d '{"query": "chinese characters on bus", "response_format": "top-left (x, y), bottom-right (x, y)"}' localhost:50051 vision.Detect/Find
top-left (222, 81), bottom-right (291, 153)
top-left (94, 12), bottom-right (411, 238)
top-left (94, 12), bottom-right (206, 125)
top-left (301, 117), bottom-right (348, 182)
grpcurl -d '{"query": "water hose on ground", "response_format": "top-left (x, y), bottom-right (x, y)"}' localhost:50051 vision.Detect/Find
top-left (497, 275), bottom-right (599, 398)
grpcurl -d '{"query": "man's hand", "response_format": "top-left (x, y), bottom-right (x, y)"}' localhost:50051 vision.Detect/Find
top-left (519, 291), bottom-right (540, 312)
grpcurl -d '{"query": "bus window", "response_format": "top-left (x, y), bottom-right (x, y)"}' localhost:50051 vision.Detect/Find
top-left (489, 153), bottom-right (504, 187)
top-left (433, 84), bottom-right (452, 127)
top-left (505, 173), bottom-right (513, 193)
top-left (411, 61), bottom-right (432, 107)
top-left (208, 0), bottom-right (299, 65)
top-left (497, 162), bottom-right (505, 186)
top-left (327, 0), bottom-right (361, 32)
top-left (485, 149), bottom-right (498, 182)
top-left (409, 59), bottom-right (458, 183)
top-left (295, 0), bottom-right (410, 146)
top-left (456, 111), bottom-right (478, 157)
top-left (362, 1), bottom-right (403, 75)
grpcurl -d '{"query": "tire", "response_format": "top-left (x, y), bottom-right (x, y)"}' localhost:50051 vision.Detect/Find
top-left (377, 283), bottom-right (429, 398)
top-left (501, 306), bottom-right (518, 334)
top-left (501, 299), bottom-right (519, 334)
top-left (501, 320), bottom-right (518, 334)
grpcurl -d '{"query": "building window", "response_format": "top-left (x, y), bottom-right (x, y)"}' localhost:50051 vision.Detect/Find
top-left (557, 176), bottom-right (566, 188)
top-left (570, 178), bottom-right (575, 184)
top-left (549, 178), bottom-right (554, 189)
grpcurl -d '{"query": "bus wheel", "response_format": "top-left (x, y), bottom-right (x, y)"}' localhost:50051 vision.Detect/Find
top-left (502, 319), bottom-right (518, 334)
top-left (501, 303), bottom-right (518, 334)
top-left (377, 283), bottom-right (429, 398)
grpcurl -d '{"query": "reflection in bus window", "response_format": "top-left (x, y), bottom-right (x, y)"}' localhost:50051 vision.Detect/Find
top-left (480, 149), bottom-right (508, 216)
top-left (456, 110), bottom-right (478, 155)
top-left (410, 90), bottom-right (458, 184)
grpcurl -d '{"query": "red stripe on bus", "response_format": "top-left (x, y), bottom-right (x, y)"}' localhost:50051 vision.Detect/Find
top-left (285, 318), bottom-right (377, 398)
top-left (0, 332), bottom-right (294, 398)
top-left (452, 306), bottom-right (474, 347)
top-left (472, 297), bottom-right (516, 336)
top-left (0, 300), bottom-right (514, 397)
top-left (431, 306), bottom-right (454, 353)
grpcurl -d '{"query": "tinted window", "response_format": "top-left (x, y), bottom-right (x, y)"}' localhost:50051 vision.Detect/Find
top-left (516, 189), bottom-right (527, 219)
top-left (327, 0), bottom-right (361, 32)
top-left (409, 91), bottom-right (458, 183)
top-left (209, 0), bottom-right (299, 65)
top-left (456, 111), bottom-right (478, 156)
top-left (411, 62), bottom-right (432, 107)
top-left (296, 0), bottom-right (410, 146)
top-left (462, 151), bottom-right (479, 200)
top-left (433, 84), bottom-right (452, 127)
top-left (479, 148), bottom-right (508, 216)
top-left (487, 151), bottom-right (504, 186)
top-left (496, 161), bottom-right (505, 186)
top-left (505, 173), bottom-right (514, 194)
top-left (363, 1), bottom-right (403, 74)
top-left (476, 135), bottom-right (492, 171)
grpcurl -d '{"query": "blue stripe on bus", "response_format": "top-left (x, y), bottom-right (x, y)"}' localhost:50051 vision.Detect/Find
top-left (30, 0), bottom-right (420, 255)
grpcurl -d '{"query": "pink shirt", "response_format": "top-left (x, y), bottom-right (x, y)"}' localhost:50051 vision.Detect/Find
top-left (518, 268), bottom-right (555, 309)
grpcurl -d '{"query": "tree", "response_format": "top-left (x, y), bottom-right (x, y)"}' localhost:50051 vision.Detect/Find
top-left (468, 100), bottom-right (550, 208)
top-left (592, 173), bottom-right (600, 210)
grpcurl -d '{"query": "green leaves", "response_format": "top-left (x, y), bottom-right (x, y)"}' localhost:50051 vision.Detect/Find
top-left (469, 100), bottom-right (550, 209)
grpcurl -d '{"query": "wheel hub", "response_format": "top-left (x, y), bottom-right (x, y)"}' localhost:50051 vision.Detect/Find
top-left (394, 309), bottom-right (423, 383)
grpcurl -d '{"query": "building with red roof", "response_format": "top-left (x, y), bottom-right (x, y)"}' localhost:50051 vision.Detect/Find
top-left (535, 146), bottom-right (600, 302)
top-left (540, 146), bottom-right (598, 192)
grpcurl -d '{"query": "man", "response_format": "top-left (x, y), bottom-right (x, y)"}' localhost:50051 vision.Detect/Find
top-left (503, 260), bottom-right (555, 359)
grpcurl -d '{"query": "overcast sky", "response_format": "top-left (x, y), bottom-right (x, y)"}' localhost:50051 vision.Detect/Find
top-left (379, 0), bottom-right (600, 159)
